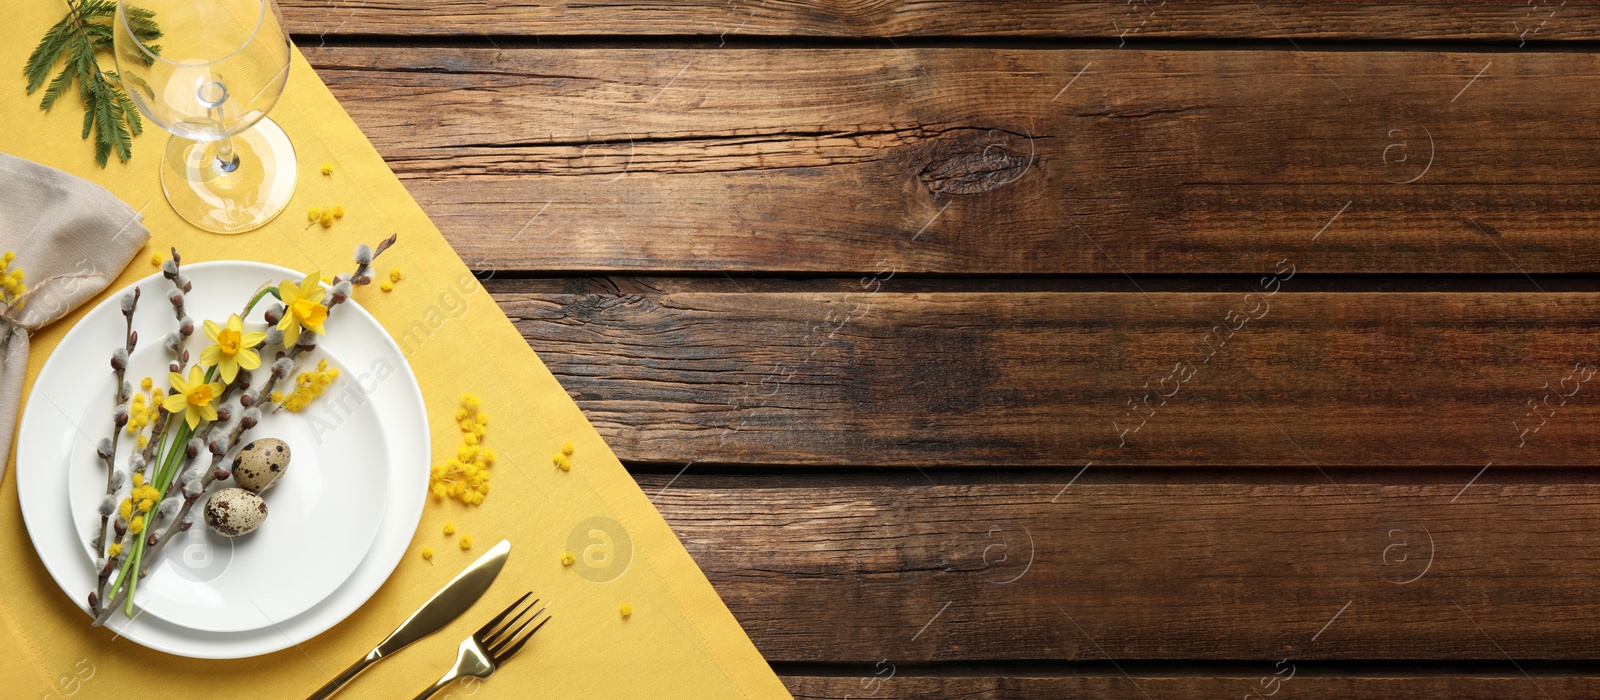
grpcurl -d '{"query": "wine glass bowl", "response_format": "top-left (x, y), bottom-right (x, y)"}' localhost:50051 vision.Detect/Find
top-left (114, 0), bottom-right (296, 234)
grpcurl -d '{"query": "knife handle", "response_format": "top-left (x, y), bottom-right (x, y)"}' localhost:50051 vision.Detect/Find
top-left (306, 649), bottom-right (383, 700)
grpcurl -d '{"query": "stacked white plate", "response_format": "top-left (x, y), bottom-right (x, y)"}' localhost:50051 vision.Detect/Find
top-left (17, 261), bottom-right (429, 658)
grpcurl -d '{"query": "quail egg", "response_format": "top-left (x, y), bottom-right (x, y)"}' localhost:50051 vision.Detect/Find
top-left (232, 438), bottom-right (290, 493)
top-left (204, 487), bottom-right (268, 537)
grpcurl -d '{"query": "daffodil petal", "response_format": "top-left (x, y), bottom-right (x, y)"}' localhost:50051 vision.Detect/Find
top-left (162, 394), bottom-right (188, 413)
top-left (240, 331), bottom-right (267, 347)
top-left (199, 345), bottom-right (222, 368)
top-left (300, 271), bottom-right (320, 295)
top-left (185, 406), bottom-right (201, 429)
top-left (187, 365), bottom-right (205, 387)
top-left (203, 319), bottom-right (221, 343)
top-left (281, 320), bottom-right (299, 348)
top-left (206, 381), bottom-right (226, 397)
top-left (219, 358), bottom-right (237, 384)
top-left (236, 348), bottom-right (262, 371)
top-left (226, 314), bottom-right (245, 333)
top-left (199, 403), bottom-right (218, 423)
top-left (278, 280), bottom-right (299, 305)
top-left (168, 372), bottom-right (188, 394)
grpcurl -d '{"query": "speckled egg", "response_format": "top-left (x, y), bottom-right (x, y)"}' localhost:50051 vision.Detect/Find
top-left (204, 488), bottom-right (268, 537)
top-left (232, 438), bottom-right (290, 493)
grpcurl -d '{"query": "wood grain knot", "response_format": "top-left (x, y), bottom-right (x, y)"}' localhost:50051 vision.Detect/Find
top-left (916, 128), bottom-right (1035, 196)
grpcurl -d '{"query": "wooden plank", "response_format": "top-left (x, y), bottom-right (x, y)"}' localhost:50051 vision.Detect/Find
top-left (312, 46), bottom-right (1600, 274)
top-left (282, 1), bottom-right (1600, 41)
top-left (646, 471), bottom-right (1600, 661)
top-left (492, 284), bottom-right (1600, 467)
top-left (780, 675), bottom-right (1600, 699)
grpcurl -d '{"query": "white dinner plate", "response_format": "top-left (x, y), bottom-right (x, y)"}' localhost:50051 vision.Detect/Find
top-left (17, 260), bottom-right (429, 658)
top-left (64, 340), bottom-right (387, 632)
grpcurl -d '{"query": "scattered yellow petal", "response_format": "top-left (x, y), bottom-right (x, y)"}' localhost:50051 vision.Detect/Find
top-left (149, 252), bottom-right (163, 267)
top-left (619, 604), bottom-right (632, 619)
top-left (319, 212), bottom-right (335, 228)
top-left (560, 552), bottom-right (575, 566)
top-left (307, 206), bottom-right (321, 222)
top-left (321, 162), bottom-right (334, 176)
top-left (389, 267), bottom-right (403, 283)
top-left (561, 442), bottom-right (574, 456)
top-left (459, 535), bottom-right (473, 550)
top-left (331, 205), bottom-right (345, 219)
top-left (379, 280), bottom-right (394, 292)
top-left (553, 453), bottom-right (570, 471)
top-left (421, 547), bottom-right (433, 561)
top-left (443, 521), bottom-right (456, 536)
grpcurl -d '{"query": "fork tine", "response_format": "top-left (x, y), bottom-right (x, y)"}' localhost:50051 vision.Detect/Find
top-left (475, 592), bottom-right (532, 643)
top-left (492, 612), bottom-right (550, 665)
top-left (480, 596), bottom-right (539, 649)
top-left (488, 605), bottom-right (546, 658)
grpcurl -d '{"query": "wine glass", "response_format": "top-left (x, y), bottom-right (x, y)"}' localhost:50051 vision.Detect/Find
top-left (114, 0), bottom-right (296, 234)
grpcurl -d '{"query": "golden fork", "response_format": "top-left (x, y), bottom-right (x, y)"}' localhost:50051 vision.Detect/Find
top-left (412, 592), bottom-right (550, 700)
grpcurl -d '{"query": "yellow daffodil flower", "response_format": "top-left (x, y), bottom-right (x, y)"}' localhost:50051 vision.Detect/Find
top-left (276, 272), bottom-right (328, 348)
top-left (200, 314), bottom-right (267, 384)
top-left (162, 365), bottom-right (226, 429)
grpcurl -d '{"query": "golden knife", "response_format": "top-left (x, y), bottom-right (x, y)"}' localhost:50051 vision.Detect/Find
top-left (307, 539), bottom-right (511, 699)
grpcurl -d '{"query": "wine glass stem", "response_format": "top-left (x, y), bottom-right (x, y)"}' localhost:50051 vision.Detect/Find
top-left (213, 133), bottom-right (240, 175)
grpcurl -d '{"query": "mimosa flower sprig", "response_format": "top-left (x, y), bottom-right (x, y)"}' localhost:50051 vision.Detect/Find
top-left (88, 236), bottom-right (398, 624)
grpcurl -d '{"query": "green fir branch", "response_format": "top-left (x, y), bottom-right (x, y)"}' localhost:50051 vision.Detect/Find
top-left (23, 0), bottom-right (161, 167)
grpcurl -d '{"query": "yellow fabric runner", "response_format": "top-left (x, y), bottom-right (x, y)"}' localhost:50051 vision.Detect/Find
top-left (1, 5), bottom-right (789, 698)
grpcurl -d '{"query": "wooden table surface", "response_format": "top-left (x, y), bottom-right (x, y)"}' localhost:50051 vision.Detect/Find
top-left (283, 2), bottom-right (1600, 697)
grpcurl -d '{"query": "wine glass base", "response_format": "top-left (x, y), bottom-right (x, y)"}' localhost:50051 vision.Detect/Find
top-left (160, 117), bottom-right (297, 235)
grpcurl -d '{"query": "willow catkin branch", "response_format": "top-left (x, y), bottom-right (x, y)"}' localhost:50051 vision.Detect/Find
top-left (91, 288), bottom-right (138, 615)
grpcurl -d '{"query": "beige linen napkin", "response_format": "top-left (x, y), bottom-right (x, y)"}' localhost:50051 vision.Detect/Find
top-left (0, 152), bottom-right (150, 479)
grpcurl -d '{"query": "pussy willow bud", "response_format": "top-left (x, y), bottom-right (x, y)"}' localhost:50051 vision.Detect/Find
top-left (233, 370), bottom-right (253, 388)
top-left (264, 305), bottom-right (282, 325)
top-left (147, 533), bottom-right (157, 547)
top-left (158, 497), bottom-right (180, 517)
top-left (183, 478), bottom-right (202, 498)
top-left (167, 289), bottom-right (183, 307)
top-left (110, 469), bottom-right (126, 490)
top-left (179, 517), bottom-right (193, 532)
top-left (164, 332), bottom-right (181, 352)
top-left (354, 274), bottom-right (372, 286)
top-left (330, 289), bottom-right (348, 306)
top-left (88, 592), bottom-right (99, 610)
top-left (186, 438), bottom-right (202, 459)
top-left (128, 454), bottom-right (145, 471)
top-left (128, 330), bottom-right (138, 350)
top-left (169, 361), bottom-right (181, 373)
top-left (180, 275), bottom-right (192, 293)
top-left (216, 405), bottom-right (232, 423)
top-left (239, 393), bottom-right (255, 407)
top-left (110, 347), bottom-right (128, 370)
top-left (162, 259), bottom-right (178, 277)
top-left (297, 334), bottom-right (317, 350)
top-left (179, 316), bottom-right (194, 336)
top-left (241, 407), bottom-right (261, 429)
top-left (113, 405), bottom-right (129, 427)
top-left (264, 327), bottom-right (283, 347)
top-left (354, 243), bottom-right (374, 266)
top-left (272, 358), bottom-right (293, 378)
top-left (213, 468), bottom-right (231, 482)
top-left (114, 518), bottom-right (126, 535)
top-left (96, 438), bottom-right (113, 460)
top-left (181, 349), bottom-right (190, 364)
top-left (122, 381), bottom-right (132, 400)
top-left (119, 291), bottom-right (136, 314)
top-left (98, 495), bottom-right (116, 517)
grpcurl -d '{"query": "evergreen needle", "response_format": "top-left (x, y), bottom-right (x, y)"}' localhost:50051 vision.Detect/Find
top-left (23, 0), bottom-right (162, 167)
